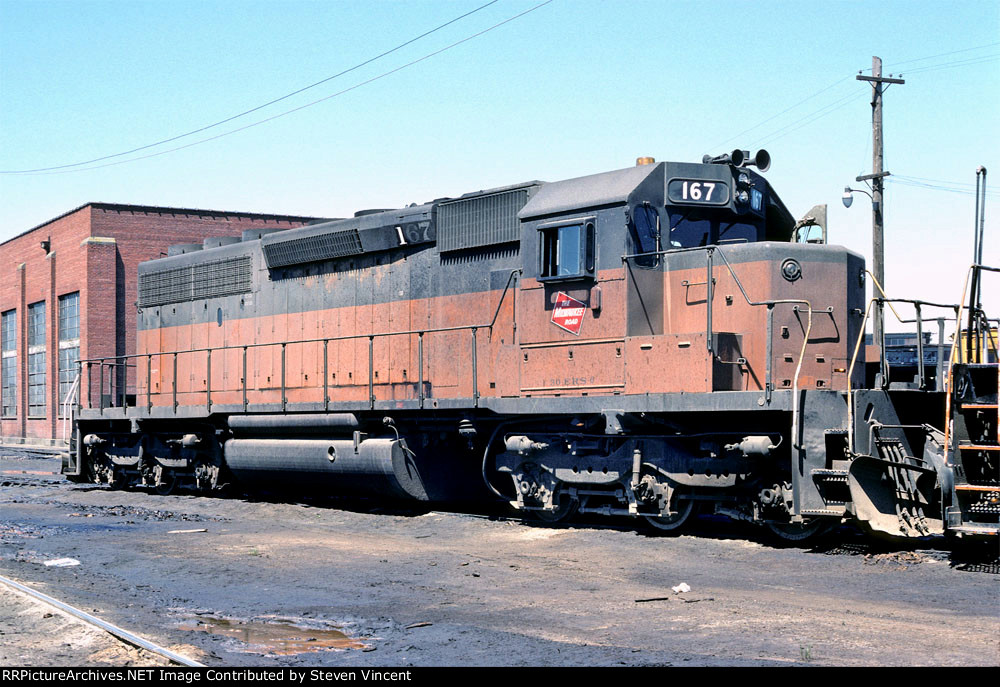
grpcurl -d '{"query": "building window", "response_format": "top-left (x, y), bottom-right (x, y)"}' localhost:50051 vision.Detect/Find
top-left (27, 301), bottom-right (46, 418)
top-left (1, 310), bottom-right (15, 418)
top-left (58, 292), bottom-right (80, 412)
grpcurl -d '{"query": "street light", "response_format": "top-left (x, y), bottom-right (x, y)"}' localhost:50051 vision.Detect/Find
top-left (842, 186), bottom-right (873, 209)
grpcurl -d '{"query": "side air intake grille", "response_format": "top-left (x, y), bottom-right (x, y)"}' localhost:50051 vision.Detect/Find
top-left (139, 256), bottom-right (252, 307)
top-left (139, 266), bottom-right (191, 307)
top-left (438, 188), bottom-right (530, 252)
top-left (192, 257), bottom-right (252, 299)
top-left (262, 228), bottom-right (363, 268)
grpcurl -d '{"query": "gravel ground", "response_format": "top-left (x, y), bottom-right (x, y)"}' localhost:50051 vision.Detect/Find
top-left (1, 451), bottom-right (997, 667)
top-left (0, 585), bottom-right (193, 667)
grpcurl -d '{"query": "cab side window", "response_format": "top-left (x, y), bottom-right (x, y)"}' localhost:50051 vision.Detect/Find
top-left (629, 204), bottom-right (659, 267)
top-left (539, 221), bottom-right (595, 281)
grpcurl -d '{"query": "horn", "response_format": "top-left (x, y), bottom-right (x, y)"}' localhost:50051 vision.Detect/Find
top-left (702, 149), bottom-right (746, 166)
top-left (748, 149), bottom-right (771, 172)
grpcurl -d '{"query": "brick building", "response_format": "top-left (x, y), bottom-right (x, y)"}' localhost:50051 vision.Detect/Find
top-left (0, 203), bottom-right (321, 446)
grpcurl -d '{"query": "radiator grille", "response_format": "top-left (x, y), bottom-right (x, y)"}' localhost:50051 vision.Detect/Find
top-left (438, 188), bottom-right (529, 252)
top-left (193, 257), bottom-right (252, 299)
top-left (139, 256), bottom-right (252, 307)
top-left (262, 228), bottom-right (363, 268)
top-left (139, 266), bottom-right (191, 307)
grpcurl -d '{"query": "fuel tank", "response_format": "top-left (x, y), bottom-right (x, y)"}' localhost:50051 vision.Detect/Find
top-left (223, 437), bottom-right (429, 501)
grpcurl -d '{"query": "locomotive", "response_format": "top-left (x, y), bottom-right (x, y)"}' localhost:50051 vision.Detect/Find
top-left (63, 151), bottom-right (999, 543)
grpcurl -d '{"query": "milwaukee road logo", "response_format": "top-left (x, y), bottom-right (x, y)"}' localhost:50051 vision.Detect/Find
top-left (551, 292), bottom-right (586, 335)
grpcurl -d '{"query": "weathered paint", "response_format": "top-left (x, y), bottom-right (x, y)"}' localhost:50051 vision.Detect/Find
top-left (117, 246), bottom-right (861, 413)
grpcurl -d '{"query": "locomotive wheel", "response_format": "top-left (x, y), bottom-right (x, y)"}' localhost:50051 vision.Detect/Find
top-left (153, 471), bottom-right (178, 496)
top-left (643, 498), bottom-right (695, 532)
top-left (530, 492), bottom-right (578, 523)
top-left (765, 518), bottom-right (833, 543)
top-left (107, 467), bottom-right (127, 490)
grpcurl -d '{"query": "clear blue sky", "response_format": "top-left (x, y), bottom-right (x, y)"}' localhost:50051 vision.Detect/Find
top-left (1, 0), bottom-right (997, 325)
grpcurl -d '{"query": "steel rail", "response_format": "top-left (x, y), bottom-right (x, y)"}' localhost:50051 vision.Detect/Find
top-left (0, 573), bottom-right (204, 667)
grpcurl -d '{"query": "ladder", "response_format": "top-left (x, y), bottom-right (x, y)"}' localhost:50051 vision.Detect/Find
top-left (946, 360), bottom-right (1000, 537)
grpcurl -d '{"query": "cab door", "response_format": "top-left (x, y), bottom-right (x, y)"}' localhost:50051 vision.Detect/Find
top-left (517, 214), bottom-right (626, 395)
top-left (625, 203), bottom-right (664, 338)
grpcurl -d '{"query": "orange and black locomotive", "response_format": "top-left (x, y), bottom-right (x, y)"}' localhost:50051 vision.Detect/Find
top-left (64, 152), bottom-right (999, 542)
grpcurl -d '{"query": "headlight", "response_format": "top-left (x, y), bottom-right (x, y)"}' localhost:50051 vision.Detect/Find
top-left (780, 259), bottom-right (802, 282)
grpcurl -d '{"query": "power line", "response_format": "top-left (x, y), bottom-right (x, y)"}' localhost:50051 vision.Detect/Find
top-left (707, 76), bottom-right (852, 151)
top-left (721, 45), bottom-right (999, 155)
top-left (857, 40), bottom-right (1000, 72)
top-left (884, 41), bottom-right (1000, 69)
top-left (1, 0), bottom-right (501, 174)
top-left (22, 0), bottom-right (555, 176)
top-left (889, 181), bottom-right (987, 197)
top-left (859, 126), bottom-right (872, 180)
top-left (752, 91), bottom-right (864, 148)
top-left (725, 45), bottom-right (996, 168)
top-left (890, 177), bottom-right (1000, 198)
top-left (901, 54), bottom-right (1000, 75)
top-left (708, 48), bottom-right (995, 153)
top-left (888, 175), bottom-right (1000, 197)
top-left (751, 91), bottom-right (867, 149)
top-left (894, 174), bottom-right (995, 189)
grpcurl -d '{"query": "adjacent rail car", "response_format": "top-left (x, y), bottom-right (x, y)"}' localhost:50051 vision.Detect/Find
top-left (64, 152), bottom-right (999, 542)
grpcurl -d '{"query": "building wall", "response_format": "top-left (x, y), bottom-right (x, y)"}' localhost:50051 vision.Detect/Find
top-left (89, 206), bottom-right (314, 412)
top-left (0, 204), bottom-right (317, 445)
top-left (0, 208), bottom-right (91, 443)
top-left (81, 236), bottom-right (118, 416)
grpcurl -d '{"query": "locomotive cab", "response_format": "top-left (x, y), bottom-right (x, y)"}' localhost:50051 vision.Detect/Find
top-left (513, 157), bottom-right (865, 397)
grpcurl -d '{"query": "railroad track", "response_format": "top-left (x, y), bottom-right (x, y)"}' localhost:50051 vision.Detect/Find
top-left (0, 573), bottom-right (204, 667)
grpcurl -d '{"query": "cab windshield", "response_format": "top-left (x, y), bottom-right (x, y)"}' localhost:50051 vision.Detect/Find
top-left (667, 211), bottom-right (760, 248)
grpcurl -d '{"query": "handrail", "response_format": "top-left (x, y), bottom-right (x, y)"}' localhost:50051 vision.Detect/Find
top-left (859, 269), bottom-right (962, 391)
top-left (77, 269), bottom-right (521, 367)
top-left (845, 292), bottom-right (962, 454)
top-left (944, 263), bottom-right (998, 458)
top-left (985, 319), bottom-right (1000, 360)
top-left (948, 264), bottom-right (998, 368)
top-left (846, 264), bottom-right (996, 456)
top-left (625, 244), bottom-right (815, 449)
top-left (712, 247), bottom-right (815, 450)
top-left (77, 270), bottom-right (521, 413)
top-left (60, 373), bottom-right (81, 444)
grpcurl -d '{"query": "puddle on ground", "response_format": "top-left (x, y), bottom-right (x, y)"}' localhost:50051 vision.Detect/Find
top-left (2, 469), bottom-right (58, 475)
top-left (181, 617), bottom-right (368, 655)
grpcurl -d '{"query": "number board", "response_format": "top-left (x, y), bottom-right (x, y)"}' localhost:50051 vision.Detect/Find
top-left (667, 178), bottom-right (730, 206)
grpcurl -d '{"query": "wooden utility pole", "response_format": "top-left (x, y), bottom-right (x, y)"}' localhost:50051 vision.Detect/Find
top-left (857, 56), bottom-right (904, 354)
